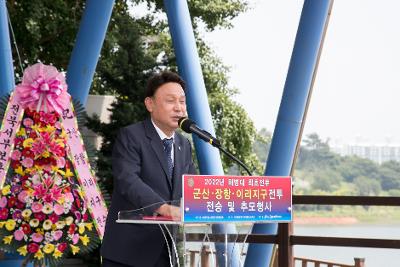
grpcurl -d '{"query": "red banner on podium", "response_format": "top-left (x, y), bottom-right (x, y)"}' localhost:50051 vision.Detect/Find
top-left (182, 175), bottom-right (292, 223)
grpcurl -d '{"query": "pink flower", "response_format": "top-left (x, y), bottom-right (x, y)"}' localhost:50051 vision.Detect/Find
top-left (23, 118), bottom-right (34, 128)
top-left (56, 157), bottom-right (66, 168)
top-left (31, 140), bottom-right (46, 156)
top-left (43, 164), bottom-right (53, 172)
top-left (11, 150), bottom-right (21, 160)
top-left (40, 112), bottom-right (57, 125)
top-left (21, 157), bottom-right (34, 168)
top-left (55, 121), bottom-right (62, 129)
top-left (31, 233), bottom-right (43, 243)
top-left (49, 142), bottom-right (63, 156)
top-left (0, 197), bottom-right (7, 208)
top-left (33, 184), bottom-right (47, 199)
top-left (43, 177), bottom-right (53, 188)
top-left (65, 192), bottom-right (74, 202)
top-left (14, 229), bottom-right (25, 241)
top-left (31, 202), bottom-right (43, 213)
top-left (74, 211), bottom-right (82, 221)
top-left (43, 193), bottom-right (54, 203)
top-left (50, 186), bottom-right (62, 201)
top-left (72, 233), bottom-right (79, 244)
top-left (18, 191), bottom-right (28, 203)
top-left (54, 204), bottom-right (64, 215)
top-left (52, 230), bottom-right (63, 241)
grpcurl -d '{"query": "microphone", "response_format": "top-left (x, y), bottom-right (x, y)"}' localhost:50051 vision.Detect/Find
top-left (178, 117), bottom-right (221, 148)
top-left (178, 117), bottom-right (252, 175)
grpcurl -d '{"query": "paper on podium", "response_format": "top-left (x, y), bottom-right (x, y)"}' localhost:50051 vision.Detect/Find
top-left (117, 200), bottom-right (183, 225)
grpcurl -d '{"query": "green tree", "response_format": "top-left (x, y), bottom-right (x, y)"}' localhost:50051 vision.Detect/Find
top-left (303, 132), bottom-right (330, 150)
top-left (253, 128), bottom-right (271, 165)
top-left (296, 133), bottom-right (340, 171)
top-left (311, 168), bottom-right (343, 192)
top-left (86, 12), bottom-right (159, 193)
top-left (380, 161), bottom-right (400, 190)
top-left (7, 0), bottom-right (129, 76)
top-left (7, 0), bottom-right (83, 71)
top-left (338, 156), bottom-right (380, 183)
top-left (84, 0), bottom-right (260, 193)
top-left (353, 175), bottom-right (381, 196)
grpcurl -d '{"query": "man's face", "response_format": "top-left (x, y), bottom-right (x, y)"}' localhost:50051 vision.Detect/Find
top-left (145, 82), bottom-right (187, 135)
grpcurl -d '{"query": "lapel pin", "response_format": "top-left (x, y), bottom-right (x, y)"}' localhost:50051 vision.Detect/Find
top-left (178, 146), bottom-right (181, 151)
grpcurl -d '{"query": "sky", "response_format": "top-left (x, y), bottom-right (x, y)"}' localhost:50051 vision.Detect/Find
top-left (201, 0), bottom-right (400, 146)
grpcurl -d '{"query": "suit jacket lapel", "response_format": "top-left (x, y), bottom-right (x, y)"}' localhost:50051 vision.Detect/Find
top-left (144, 118), bottom-right (172, 189)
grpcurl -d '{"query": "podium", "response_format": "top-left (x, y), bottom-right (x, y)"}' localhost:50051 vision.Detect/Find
top-left (117, 175), bottom-right (292, 267)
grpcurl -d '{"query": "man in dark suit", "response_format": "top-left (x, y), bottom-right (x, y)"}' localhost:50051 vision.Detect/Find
top-left (101, 71), bottom-right (196, 266)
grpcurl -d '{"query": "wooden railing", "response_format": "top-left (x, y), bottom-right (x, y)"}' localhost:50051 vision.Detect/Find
top-left (185, 245), bottom-right (365, 267)
top-left (293, 256), bottom-right (365, 267)
top-left (185, 195), bottom-right (400, 267)
top-left (186, 246), bottom-right (217, 267)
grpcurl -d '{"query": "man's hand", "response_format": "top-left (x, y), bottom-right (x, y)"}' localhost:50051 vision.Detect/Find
top-left (156, 204), bottom-right (181, 221)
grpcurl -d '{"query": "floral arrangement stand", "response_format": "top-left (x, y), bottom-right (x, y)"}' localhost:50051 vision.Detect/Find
top-left (0, 63), bottom-right (108, 267)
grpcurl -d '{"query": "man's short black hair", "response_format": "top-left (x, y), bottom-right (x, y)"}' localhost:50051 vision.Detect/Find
top-left (145, 71), bottom-right (186, 98)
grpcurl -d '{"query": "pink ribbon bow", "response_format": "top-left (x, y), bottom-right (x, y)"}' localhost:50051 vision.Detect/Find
top-left (15, 63), bottom-right (70, 114)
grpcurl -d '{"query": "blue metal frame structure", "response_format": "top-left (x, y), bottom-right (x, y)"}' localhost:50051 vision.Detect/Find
top-left (0, 0), bottom-right (15, 97)
top-left (163, 1), bottom-right (240, 266)
top-left (67, 0), bottom-right (115, 105)
top-left (244, 1), bottom-right (333, 266)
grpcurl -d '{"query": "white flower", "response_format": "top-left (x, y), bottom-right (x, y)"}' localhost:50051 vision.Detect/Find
top-left (65, 217), bottom-right (74, 226)
top-left (55, 221), bottom-right (65, 229)
top-left (43, 220), bottom-right (53, 230)
top-left (31, 175), bottom-right (41, 185)
top-left (54, 175), bottom-right (62, 186)
top-left (42, 203), bottom-right (54, 214)
top-left (45, 232), bottom-right (54, 243)
top-left (63, 202), bottom-right (72, 213)
top-left (25, 197), bottom-right (33, 206)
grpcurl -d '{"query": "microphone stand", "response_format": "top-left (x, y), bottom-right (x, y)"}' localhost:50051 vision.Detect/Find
top-left (179, 118), bottom-right (253, 175)
top-left (217, 145), bottom-right (253, 176)
top-left (210, 143), bottom-right (252, 267)
top-left (196, 128), bottom-right (253, 176)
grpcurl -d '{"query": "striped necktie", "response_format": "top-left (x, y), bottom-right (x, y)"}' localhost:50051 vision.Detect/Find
top-left (162, 138), bottom-right (174, 178)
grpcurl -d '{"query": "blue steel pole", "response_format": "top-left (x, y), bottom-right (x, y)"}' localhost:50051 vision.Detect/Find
top-left (0, 0), bottom-right (15, 97)
top-left (163, 1), bottom-right (240, 266)
top-left (67, 0), bottom-right (115, 106)
top-left (244, 1), bottom-right (333, 266)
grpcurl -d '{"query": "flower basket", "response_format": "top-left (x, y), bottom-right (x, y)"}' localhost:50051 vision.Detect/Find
top-left (0, 63), bottom-right (107, 267)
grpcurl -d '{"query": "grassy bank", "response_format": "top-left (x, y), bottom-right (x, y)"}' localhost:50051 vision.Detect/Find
top-left (294, 206), bottom-right (400, 224)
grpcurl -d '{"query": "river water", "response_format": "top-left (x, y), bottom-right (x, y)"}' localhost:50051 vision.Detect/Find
top-left (294, 224), bottom-right (400, 267)
top-left (184, 224), bottom-right (400, 267)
